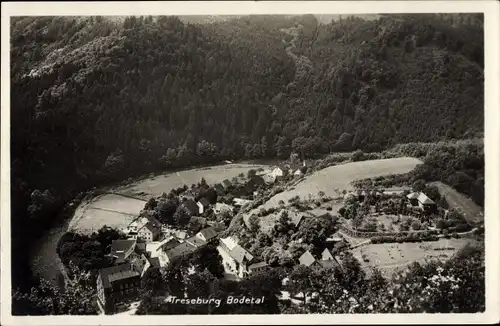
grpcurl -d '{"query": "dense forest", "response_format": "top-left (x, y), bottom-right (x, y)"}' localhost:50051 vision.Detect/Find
top-left (10, 14), bottom-right (483, 292)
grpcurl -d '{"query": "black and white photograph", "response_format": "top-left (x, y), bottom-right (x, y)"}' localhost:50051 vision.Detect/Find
top-left (1, 1), bottom-right (499, 325)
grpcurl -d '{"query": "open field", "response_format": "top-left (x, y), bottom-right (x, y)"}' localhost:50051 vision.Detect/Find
top-left (430, 181), bottom-right (483, 224)
top-left (68, 194), bottom-right (146, 234)
top-left (113, 163), bottom-right (269, 198)
top-left (245, 157), bottom-right (422, 229)
top-left (351, 238), bottom-right (477, 278)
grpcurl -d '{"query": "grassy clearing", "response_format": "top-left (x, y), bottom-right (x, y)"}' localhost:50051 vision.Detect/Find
top-left (254, 157), bottom-right (421, 211)
top-left (245, 158), bottom-right (421, 231)
top-left (68, 194), bottom-right (146, 234)
top-left (430, 181), bottom-right (483, 224)
top-left (113, 163), bottom-right (269, 198)
top-left (351, 238), bottom-right (476, 278)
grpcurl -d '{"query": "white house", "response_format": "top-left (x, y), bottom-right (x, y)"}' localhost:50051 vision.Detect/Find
top-left (294, 169), bottom-right (304, 177)
top-left (197, 197), bottom-right (211, 214)
top-left (218, 237), bottom-right (254, 278)
top-left (213, 202), bottom-right (234, 215)
top-left (271, 167), bottom-right (284, 178)
top-left (262, 173), bottom-right (277, 185)
top-left (233, 198), bottom-right (253, 208)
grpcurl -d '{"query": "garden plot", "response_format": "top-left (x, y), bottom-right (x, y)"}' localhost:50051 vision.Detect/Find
top-left (351, 238), bottom-right (476, 278)
top-left (245, 158), bottom-right (422, 231)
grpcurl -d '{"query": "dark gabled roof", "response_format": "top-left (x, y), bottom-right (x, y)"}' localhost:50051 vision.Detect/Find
top-left (248, 261), bottom-right (268, 270)
top-left (214, 183), bottom-right (224, 191)
top-left (198, 197), bottom-right (211, 208)
top-left (159, 238), bottom-right (181, 252)
top-left (249, 175), bottom-right (265, 185)
top-left (165, 242), bottom-right (196, 261)
top-left (141, 221), bottom-right (160, 234)
top-left (135, 242), bottom-right (147, 253)
top-left (111, 239), bottom-right (137, 254)
top-left (185, 236), bottom-right (207, 248)
top-left (182, 199), bottom-right (199, 215)
top-left (299, 250), bottom-right (316, 267)
top-left (98, 264), bottom-right (140, 289)
top-left (148, 257), bottom-right (160, 268)
top-left (197, 227), bottom-right (218, 240)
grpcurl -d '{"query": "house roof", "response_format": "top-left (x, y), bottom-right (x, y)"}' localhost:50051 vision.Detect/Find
top-left (110, 239), bottom-right (137, 262)
top-left (299, 250), bottom-right (316, 267)
top-left (229, 245), bottom-right (253, 264)
top-left (198, 197), bottom-right (211, 208)
top-left (418, 192), bottom-right (435, 205)
top-left (189, 216), bottom-right (207, 226)
top-left (233, 198), bottom-right (252, 207)
top-left (148, 257), bottom-right (160, 268)
top-left (158, 237), bottom-right (181, 252)
top-left (222, 179), bottom-right (232, 187)
top-left (215, 202), bottom-right (233, 212)
top-left (99, 264), bottom-right (140, 289)
top-left (321, 248), bottom-right (334, 261)
top-left (135, 242), bottom-right (147, 253)
top-left (182, 199), bottom-right (199, 215)
top-left (165, 242), bottom-right (196, 261)
top-left (220, 237), bottom-right (238, 251)
top-left (141, 221), bottom-right (160, 234)
top-left (174, 231), bottom-right (187, 240)
top-left (214, 183), bottom-right (224, 191)
top-left (249, 175), bottom-right (265, 185)
top-left (197, 227), bottom-right (218, 240)
top-left (249, 261), bottom-right (268, 270)
top-left (262, 174), bottom-right (277, 184)
top-left (186, 236), bottom-right (207, 248)
top-left (407, 192), bottom-right (420, 200)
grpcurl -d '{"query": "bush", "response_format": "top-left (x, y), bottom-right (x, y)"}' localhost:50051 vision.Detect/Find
top-left (326, 207), bottom-right (332, 211)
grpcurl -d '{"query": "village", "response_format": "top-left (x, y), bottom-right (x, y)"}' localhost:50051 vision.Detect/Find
top-left (93, 154), bottom-right (478, 314)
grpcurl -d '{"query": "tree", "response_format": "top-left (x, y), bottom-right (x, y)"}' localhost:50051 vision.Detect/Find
top-left (144, 197), bottom-right (158, 210)
top-left (248, 215), bottom-right (261, 234)
top-left (247, 169), bottom-right (257, 179)
top-left (412, 179), bottom-right (427, 192)
top-left (287, 265), bottom-right (314, 302)
top-left (173, 206), bottom-right (191, 226)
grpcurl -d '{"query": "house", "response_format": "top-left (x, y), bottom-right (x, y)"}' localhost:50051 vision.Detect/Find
top-left (213, 183), bottom-right (225, 196)
top-left (294, 169), bottom-right (303, 177)
top-left (158, 237), bottom-right (182, 253)
top-left (137, 221), bottom-right (161, 243)
top-left (173, 230), bottom-right (187, 240)
top-left (298, 250), bottom-right (321, 268)
top-left (182, 199), bottom-right (199, 216)
top-left (262, 173), bottom-right (277, 185)
top-left (163, 242), bottom-right (197, 264)
top-left (109, 239), bottom-right (137, 264)
top-left (207, 221), bottom-right (226, 232)
top-left (188, 216), bottom-right (207, 233)
top-left (185, 236), bottom-right (207, 249)
top-left (326, 232), bottom-right (343, 244)
top-left (96, 263), bottom-right (141, 314)
top-left (248, 261), bottom-right (269, 274)
top-left (218, 237), bottom-right (254, 278)
top-left (233, 198), bottom-right (253, 208)
top-left (214, 202), bottom-right (234, 215)
top-left (196, 227), bottom-right (218, 242)
top-left (407, 192), bottom-right (436, 212)
top-left (197, 197), bottom-right (211, 214)
top-left (222, 179), bottom-right (232, 189)
top-left (271, 167), bottom-right (285, 178)
top-left (245, 175), bottom-right (266, 193)
top-left (321, 248), bottom-right (334, 261)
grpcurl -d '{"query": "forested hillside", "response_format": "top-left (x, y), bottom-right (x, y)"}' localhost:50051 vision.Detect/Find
top-left (10, 14), bottom-right (483, 291)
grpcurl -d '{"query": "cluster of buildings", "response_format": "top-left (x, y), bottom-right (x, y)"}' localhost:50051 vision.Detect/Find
top-left (298, 248), bottom-right (345, 271)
